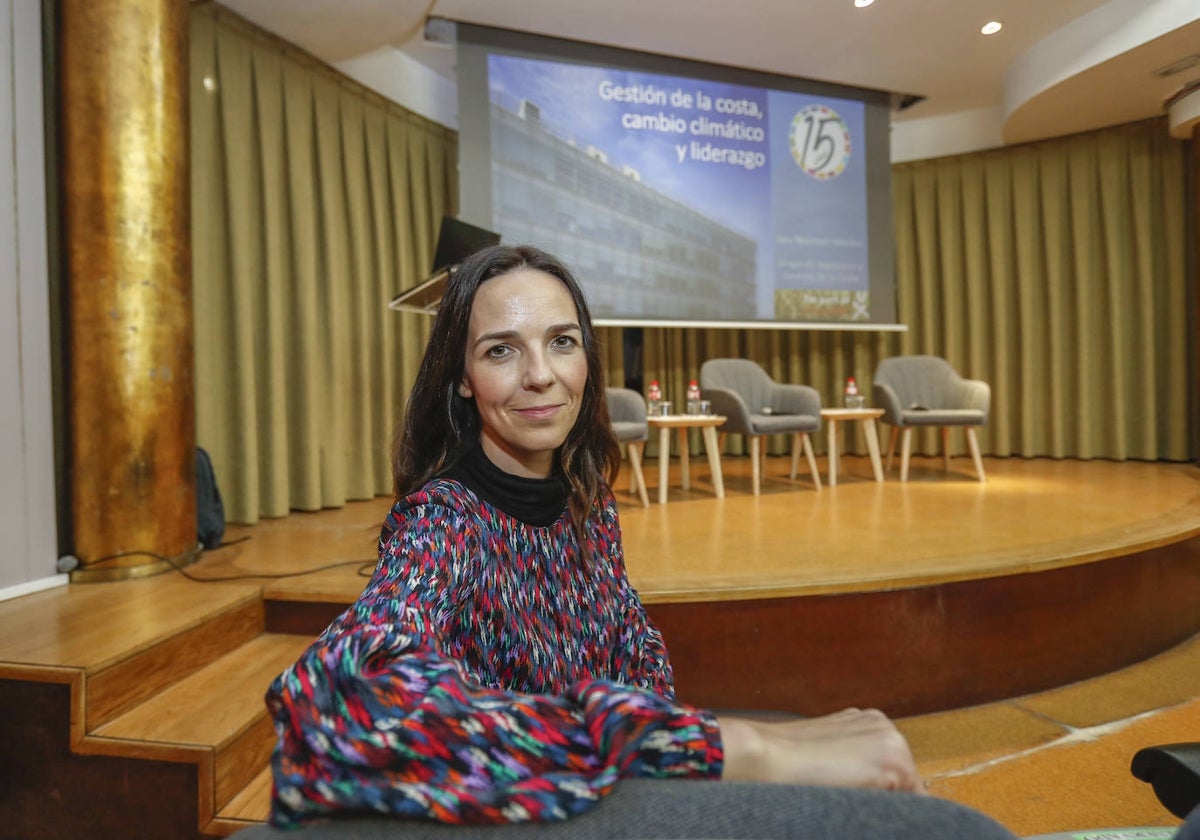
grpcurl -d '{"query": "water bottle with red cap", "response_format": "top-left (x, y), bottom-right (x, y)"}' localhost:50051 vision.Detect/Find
top-left (647, 380), bottom-right (662, 415)
top-left (844, 376), bottom-right (864, 409)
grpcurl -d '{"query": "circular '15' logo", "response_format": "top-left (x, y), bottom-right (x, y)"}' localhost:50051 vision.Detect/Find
top-left (790, 104), bottom-right (851, 180)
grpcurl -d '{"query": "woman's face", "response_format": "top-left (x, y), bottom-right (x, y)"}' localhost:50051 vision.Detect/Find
top-left (459, 268), bottom-right (587, 478)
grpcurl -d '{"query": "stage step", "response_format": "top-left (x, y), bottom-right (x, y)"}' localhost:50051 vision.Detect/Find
top-left (84, 632), bottom-right (311, 833)
top-left (85, 594), bottom-right (266, 731)
top-left (0, 574), bottom-right (318, 838)
top-left (0, 575), bottom-right (263, 678)
top-left (211, 766), bottom-right (274, 836)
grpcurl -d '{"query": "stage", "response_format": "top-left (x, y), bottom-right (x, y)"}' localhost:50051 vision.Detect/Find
top-left (212, 454), bottom-right (1200, 717)
top-left (1, 454), bottom-right (1195, 836)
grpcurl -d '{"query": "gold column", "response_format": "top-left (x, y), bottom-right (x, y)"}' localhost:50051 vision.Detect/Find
top-left (60, 0), bottom-right (196, 581)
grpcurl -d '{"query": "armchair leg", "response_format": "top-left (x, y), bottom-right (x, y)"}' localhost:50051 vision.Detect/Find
top-left (802, 432), bottom-right (821, 490)
top-left (750, 436), bottom-right (762, 496)
top-left (965, 427), bottom-right (986, 482)
top-left (886, 426), bottom-right (899, 472)
top-left (627, 441), bottom-right (650, 507)
top-left (788, 433), bottom-right (821, 490)
top-left (701, 425), bottom-right (725, 498)
top-left (900, 428), bottom-right (914, 482)
top-left (940, 427), bottom-right (951, 472)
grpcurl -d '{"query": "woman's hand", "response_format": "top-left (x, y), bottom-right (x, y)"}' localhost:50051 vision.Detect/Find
top-left (716, 707), bottom-right (924, 793)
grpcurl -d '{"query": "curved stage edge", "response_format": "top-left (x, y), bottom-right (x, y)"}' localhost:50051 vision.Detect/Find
top-left (647, 536), bottom-right (1200, 718)
top-left (254, 458), bottom-right (1200, 718)
top-left (621, 457), bottom-right (1200, 717)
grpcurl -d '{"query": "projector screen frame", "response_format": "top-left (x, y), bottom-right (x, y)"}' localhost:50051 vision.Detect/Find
top-left (456, 22), bottom-right (900, 330)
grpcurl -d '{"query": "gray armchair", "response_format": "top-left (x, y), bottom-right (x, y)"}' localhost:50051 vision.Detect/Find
top-left (698, 359), bottom-right (822, 495)
top-left (871, 355), bottom-right (990, 482)
top-left (606, 387), bottom-right (650, 507)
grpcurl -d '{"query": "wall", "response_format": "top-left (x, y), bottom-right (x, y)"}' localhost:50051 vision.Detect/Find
top-left (0, 0), bottom-right (60, 598)
top-left (334, 45), bottom-right (457, 129)
top-left (890, 107), bottom-right (1006, 164)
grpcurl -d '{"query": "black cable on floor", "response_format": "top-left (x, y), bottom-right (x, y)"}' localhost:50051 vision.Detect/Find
top-left (75, 543), bottom-right (376, 582)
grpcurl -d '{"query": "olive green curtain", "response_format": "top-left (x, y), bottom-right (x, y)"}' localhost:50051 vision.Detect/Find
top-left (630, 119), bottom-right (1192, 462)
top-left (190, 4), bottom-right (457, 523)
top-left (892, 118), bottom-right (1190, 460)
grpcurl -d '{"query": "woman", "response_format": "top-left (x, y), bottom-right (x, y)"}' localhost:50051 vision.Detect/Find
top-left (264, 245), bottom-right (945, 831)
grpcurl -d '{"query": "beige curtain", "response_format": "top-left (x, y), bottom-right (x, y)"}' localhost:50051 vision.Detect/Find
top-left (191, 4), bottom-right (457, 523)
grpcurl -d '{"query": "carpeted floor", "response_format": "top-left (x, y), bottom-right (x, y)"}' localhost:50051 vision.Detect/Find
top-left (898, 631), bottom-right (1200, 837)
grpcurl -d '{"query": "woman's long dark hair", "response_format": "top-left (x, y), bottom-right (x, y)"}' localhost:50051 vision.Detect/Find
top-left (391, 244), bottom-right (620, 541)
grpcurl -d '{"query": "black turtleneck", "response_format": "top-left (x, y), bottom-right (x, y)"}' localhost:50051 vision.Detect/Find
top-left (443, 443), bottom-right (569, 527)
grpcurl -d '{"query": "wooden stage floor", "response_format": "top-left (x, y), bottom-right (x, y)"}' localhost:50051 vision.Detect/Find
top-left (203, 455), bottom-right (1200, 717)
top-left (209, 454), bottom-right (1200, 606)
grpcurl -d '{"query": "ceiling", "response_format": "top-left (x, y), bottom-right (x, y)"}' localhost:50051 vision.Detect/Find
top-left (219, 0), bottom-right (1200, 143)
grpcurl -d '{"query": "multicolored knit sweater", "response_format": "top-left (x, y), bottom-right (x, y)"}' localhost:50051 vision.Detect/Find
top-left (265, 472), bottom-right (723, 828)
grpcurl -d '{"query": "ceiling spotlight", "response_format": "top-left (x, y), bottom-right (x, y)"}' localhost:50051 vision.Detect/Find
top-left (981, 21), bottom-right (1003, 35)
top-left (854, 0), bottom-right (875, 7)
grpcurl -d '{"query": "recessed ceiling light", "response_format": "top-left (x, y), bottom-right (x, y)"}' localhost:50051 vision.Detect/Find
top-left (981, 21), bottom-right (1003, 35)
top-left (854, 0), bottom-right (875, 7)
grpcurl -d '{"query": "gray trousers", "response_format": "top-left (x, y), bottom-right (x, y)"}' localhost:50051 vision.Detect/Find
top-left (1176, 806), bottom-right (1200, 840)
top-left (234, 779), bottom-right (1019, 839)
